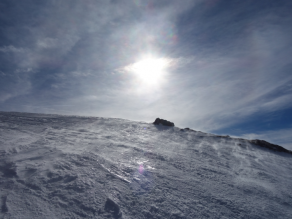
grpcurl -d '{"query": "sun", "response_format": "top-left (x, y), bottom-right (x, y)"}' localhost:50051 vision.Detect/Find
top-left (127, 56), bottom-right (169, 85)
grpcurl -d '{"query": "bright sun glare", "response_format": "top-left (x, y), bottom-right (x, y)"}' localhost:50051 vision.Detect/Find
top-left (128, 56), bottom-right (169, 85)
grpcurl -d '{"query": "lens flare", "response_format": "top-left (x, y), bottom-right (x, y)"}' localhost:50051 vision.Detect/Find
top-left (139, 164), bottom-right (144, 174)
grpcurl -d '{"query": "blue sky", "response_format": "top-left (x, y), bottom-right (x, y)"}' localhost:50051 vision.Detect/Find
top-left (1, 0), bottom-right (292, 149)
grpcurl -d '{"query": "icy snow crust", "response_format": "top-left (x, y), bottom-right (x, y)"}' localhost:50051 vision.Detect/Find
top-left (0, 112), bottom-right (292, 219)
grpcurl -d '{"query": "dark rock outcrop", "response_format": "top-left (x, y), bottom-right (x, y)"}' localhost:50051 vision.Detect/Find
top-left (104, 197), bottom-right (122, 218)
top-left (181, 127), bottom-right (196, 132)
top-left (153, 118), bottom-right (174, 127)
top-left (249, 139), bottom-right (292, 155)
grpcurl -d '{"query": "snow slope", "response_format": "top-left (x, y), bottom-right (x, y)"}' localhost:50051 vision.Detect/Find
top-left (0, 112), bottom-right (291, 219)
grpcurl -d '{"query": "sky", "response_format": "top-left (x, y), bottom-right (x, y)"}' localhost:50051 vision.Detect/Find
top-left (0, 0), bottom-right (292, 149)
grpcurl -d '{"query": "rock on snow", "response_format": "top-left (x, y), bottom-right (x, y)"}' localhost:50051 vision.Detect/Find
top-left (0, 112), bottom-right (292, 218)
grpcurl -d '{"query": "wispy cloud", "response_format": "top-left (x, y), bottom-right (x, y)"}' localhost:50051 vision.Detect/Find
top-left (0, 45), bottom-right (25, 53)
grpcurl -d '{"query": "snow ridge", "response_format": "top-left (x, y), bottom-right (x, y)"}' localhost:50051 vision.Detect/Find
top-left (0, 112), bottom-right (292, 218)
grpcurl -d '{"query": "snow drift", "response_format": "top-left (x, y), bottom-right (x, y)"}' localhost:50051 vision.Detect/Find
top-left (0, 112), bottom-right (291, 218)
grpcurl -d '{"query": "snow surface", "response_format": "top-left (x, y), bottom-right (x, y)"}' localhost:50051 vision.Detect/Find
top-left (0, 111), bottom-right (292, 219)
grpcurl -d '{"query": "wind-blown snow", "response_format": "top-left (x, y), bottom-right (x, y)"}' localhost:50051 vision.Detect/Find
top-left (0, 112), bottom-right (291, 218)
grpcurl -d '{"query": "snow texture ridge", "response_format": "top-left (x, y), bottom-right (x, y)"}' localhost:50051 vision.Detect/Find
top-left (0, 111), bottom-right (292, 218)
